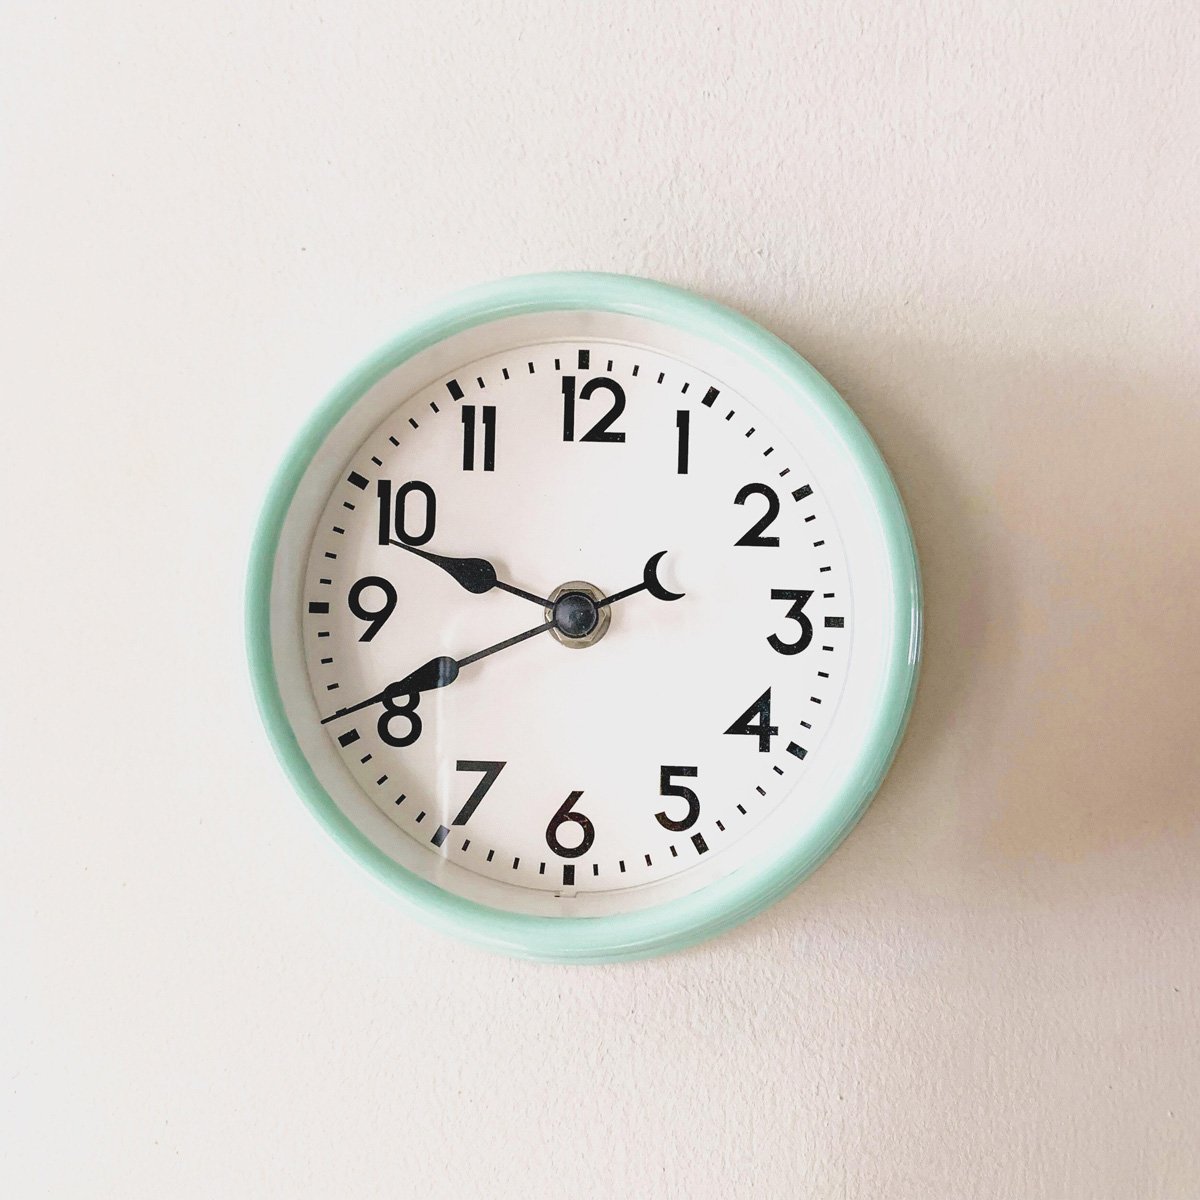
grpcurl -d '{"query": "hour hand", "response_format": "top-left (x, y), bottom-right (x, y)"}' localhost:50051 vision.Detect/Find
top-left (389, 541), bottom-right (551, 607)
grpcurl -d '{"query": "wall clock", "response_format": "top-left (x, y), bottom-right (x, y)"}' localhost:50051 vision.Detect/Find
top-left (246, 272), bottom-right (921, 962)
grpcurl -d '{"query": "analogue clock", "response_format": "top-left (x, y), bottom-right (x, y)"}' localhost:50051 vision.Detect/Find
top-left (247, 273), bottom-right (921, 962)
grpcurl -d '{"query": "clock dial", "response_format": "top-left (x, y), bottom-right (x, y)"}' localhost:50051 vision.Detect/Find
top-left (253, 276), bottom-right (920, 954)
top-left (300, 339), bottom-right (851, 903)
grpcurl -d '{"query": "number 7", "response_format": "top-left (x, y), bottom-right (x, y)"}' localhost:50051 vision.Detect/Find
top-left (452, 760), bottom-right (506, 825)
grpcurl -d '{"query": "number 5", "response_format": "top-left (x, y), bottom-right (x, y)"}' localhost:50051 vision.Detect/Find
top-left (656, 766), bottom-right (700, 831)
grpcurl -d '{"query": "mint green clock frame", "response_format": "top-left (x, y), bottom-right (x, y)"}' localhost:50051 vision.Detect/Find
top-left (246, 272), bottom-right (921, 963)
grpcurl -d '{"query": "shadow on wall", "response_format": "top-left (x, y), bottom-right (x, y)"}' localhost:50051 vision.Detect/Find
top-left (868, 345), bottom-right (1196, 868)
top-left (944, 362), bottom-right (1199, 866)
top-left (717, 312), bottom-right (1200, 917)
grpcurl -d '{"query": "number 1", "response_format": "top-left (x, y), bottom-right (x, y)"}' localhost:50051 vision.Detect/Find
top-left (675, 410), bottom-right (690, 474)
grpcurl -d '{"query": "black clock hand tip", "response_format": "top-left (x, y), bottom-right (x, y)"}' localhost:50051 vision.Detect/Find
top-left (390, 541), bottom-right (497, 594)
top-left (321, 655), bottom-right (459, 725)
top-left (392, 654), bottom-right (460, 695)
top-left (390, 541), bottom-right (553, 605)
top-left (320, 689), bottom-right (385, 723)
top-left (447, 556), bottom-right (498, 594)
top-left (598, 551), bottom-right (685, 608)
top-left (644, 550), bottom-right (685, 602)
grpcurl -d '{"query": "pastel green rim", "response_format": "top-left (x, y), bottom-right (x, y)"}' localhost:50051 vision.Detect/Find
top-left (245, 272), bottom-right (922, 963)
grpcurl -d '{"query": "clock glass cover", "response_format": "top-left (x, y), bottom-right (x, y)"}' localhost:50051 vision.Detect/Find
top-left (248, 274), bottom-right (920, 960)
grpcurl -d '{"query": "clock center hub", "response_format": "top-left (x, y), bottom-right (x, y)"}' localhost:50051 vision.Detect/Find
top-left (547, 581), bottom-right (610, 648)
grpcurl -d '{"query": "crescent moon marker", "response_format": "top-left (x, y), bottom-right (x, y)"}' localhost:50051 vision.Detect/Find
top-left (643, 550), bottom-right (686, 602)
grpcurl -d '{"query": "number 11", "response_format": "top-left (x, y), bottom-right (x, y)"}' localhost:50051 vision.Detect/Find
top-left (462, 405), bottom-right (496, 471)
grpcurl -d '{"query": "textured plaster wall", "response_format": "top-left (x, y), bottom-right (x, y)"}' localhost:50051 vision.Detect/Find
top-left (4, 3), bottom-right (1199, 1197)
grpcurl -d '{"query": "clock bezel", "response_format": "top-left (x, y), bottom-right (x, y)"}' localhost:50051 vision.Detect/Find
top-left (246, 271), bottom-right (922, 963)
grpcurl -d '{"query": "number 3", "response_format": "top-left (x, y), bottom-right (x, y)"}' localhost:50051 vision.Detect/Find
top-left (767, 589), bottom-right (814, 655)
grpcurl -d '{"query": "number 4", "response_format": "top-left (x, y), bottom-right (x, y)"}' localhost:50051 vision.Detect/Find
top-left (723, 688), bottom-right (778, 753)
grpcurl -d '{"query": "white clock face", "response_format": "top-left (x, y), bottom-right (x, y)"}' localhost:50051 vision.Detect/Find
top-left (269, 308), bottom-right (907, 921)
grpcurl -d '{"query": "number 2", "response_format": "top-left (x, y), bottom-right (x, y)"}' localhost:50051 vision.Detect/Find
top-left (734, 484), bottom-right (780, 547)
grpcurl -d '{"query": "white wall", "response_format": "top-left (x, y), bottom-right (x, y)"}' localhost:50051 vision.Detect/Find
top-left (5, 3), bottom-right (1199, 1196)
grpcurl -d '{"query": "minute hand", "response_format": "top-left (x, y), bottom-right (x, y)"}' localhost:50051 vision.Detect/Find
top-left (320, 618), bottom-right (556, 725)
top-left (390, 541), bottom-right (552, 607)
